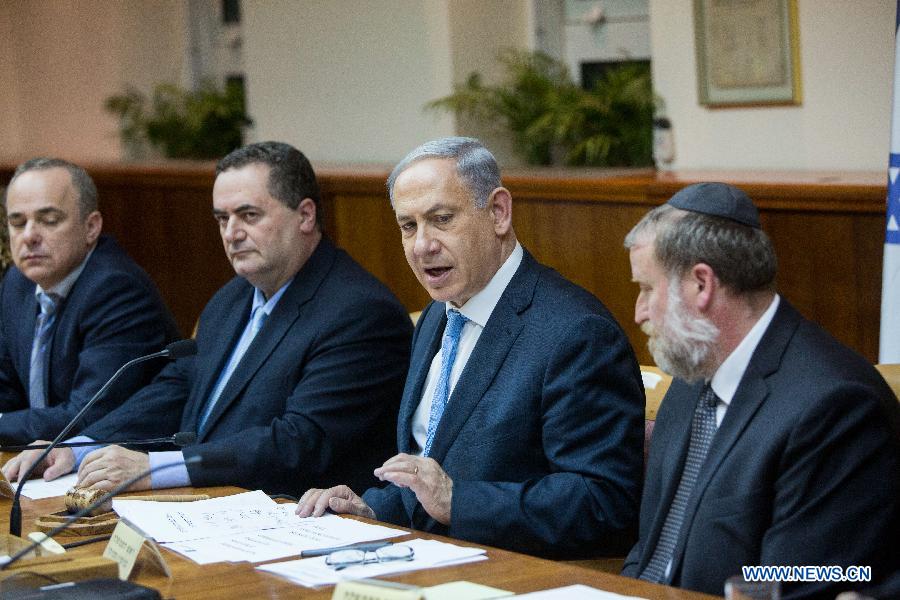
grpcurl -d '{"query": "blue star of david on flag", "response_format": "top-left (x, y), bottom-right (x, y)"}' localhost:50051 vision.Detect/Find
top-left (888, 154), bottom-right (900, 245)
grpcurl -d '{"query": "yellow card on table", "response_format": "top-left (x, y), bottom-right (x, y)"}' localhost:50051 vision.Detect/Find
top-left (423, 581), bottom-right (513, 600)
top-left (332, 579), bottom-right (423, 600)
top-left (103, 520), bottom-right (169, 580)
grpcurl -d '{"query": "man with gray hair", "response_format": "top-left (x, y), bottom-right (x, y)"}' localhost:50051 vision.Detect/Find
top-left (0, 158), bottom-right (178, 444)
top-left (622, 182), bottom-right (899, 598)
top-left (298, 137), bottom-right (645, 559)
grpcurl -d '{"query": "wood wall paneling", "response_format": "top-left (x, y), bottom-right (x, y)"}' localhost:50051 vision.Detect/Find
top-left (1, 162), bottom-right (886, 365)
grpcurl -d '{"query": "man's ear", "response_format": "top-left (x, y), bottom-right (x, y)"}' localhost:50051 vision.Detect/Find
top-left (296, 198), bottom-right (317, 233)
top-left (686, 263), bottom-right (717, 311)
top-left (84, 211), bottom-right (102, 245)
top-left (488, 187), bottom-right (512, 235)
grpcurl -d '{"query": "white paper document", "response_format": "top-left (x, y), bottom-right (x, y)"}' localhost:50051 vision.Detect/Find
top-left (256, 538), bottom-right (487, 587)
top-left (163, 514), bottom-right (406, 564)
top-left (512, 585), bottom-right (646, 599)
top-left (113, 490), bottom-right (406, 564)
top-left (15, 473), bottom-right (79, 499)
top-left (113, 490), bottom-right (286, 542)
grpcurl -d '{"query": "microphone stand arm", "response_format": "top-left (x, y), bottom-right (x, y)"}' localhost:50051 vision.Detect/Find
top-left (9, 350), bottom-right (167, 537)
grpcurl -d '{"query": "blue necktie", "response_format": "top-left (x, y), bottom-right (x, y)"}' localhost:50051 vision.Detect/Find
top-left (640, 383), bottom-right (719, 583)
top-left (423, 309), bottom-right (468, 457)
top-left (198, 305), bottom-right (267, 431)
top-left (29, 292), bottom-right (61, 408)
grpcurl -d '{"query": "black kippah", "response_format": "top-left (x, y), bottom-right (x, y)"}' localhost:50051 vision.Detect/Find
top-left (667, 182), bottom-right (761, 229)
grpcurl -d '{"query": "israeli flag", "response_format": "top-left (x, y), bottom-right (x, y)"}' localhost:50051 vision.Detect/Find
top-left (882, 2), bottom-right (900, 362)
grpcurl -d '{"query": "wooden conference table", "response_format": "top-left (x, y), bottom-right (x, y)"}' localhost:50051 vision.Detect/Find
top-left (1, 484), bottom-right (718, 599)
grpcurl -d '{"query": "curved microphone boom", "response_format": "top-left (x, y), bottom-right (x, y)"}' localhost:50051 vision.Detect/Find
top-left (0, 431), bottom-right (197, 452)
top-left (1, 455), bottom-right (202, 571)
top-left (9, 340), bottom-right (198, 537)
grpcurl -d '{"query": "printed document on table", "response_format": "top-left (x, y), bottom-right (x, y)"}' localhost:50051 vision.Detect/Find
top-left (257, 538), bottom-right (487, 587)
top-left (162, 514), bottom-right (406, 564)
top-left (113, 490), bottom-right (281, 542)
top-left (15, 473), bottom-right (79, 499)
top-left (114, 490), bottom-right (405, 564)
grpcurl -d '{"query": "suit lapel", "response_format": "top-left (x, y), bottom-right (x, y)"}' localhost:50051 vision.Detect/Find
top-left (424, 252), bottom-right (537, 464)
top-left (185, 289), bottom-right (251, 432)
top-left (195, 238), bottom-right (337, 440)
top-left (668, 299), bottom-right (800, 577)
top-left (20, 289), bottom-right (39, 391)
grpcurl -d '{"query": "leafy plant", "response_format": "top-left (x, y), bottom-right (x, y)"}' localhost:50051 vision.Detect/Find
top-left (105, 81), bottom-right (252, 160)
top-left (427, 49), bottom-right (654, 167)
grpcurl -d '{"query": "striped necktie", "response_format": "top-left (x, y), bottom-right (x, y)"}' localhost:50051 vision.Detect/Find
top-left (423, 309), bottom-right (468, 456)
top-left (29, 292), bottom-right (62, 408)
top-left (640, 383), bottom-right (719, 583)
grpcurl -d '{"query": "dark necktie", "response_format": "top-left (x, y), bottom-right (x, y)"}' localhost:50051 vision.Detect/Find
top-left (29, 292), bottom-right (62, 408)
top-left (423, 309), bottom-right (468, 456)
top-left (640, 383), bottom-right (719, 583)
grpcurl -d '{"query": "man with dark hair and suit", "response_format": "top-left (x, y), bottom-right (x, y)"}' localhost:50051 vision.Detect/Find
top-left (297, 137), bottom-right (644, 559)
top-left (621, 182), bottom-right (900, 598)
top-left (4, 142), bottom-right (413, 495)
top-left (0, 158), bottom-right (178, 445)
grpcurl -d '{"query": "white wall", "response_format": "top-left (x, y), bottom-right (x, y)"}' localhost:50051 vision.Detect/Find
top-left (650, 0), bottom-right (894, 171)
top-left (242, 0), bottom-right (457, 164)
top-left (0, 1), bottom-right (186, 162)
top-left (447, 0), bottom-right (530, 166)
top-left (2, 0), bottom-right (893, 171)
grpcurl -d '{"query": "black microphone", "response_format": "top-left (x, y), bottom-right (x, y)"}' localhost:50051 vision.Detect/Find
top-left (9, 340), bottom-right (198, 537)
top-left (0, 432), bottom-right (197, 453)
top-left (1, 456), bottom-right (202, 571)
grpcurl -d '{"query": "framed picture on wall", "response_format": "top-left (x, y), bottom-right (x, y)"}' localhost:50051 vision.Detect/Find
top-left (694, 0), bottom-right (801, 107)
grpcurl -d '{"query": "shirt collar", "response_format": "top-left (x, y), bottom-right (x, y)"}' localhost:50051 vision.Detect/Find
top-left (35, 246), bottom-right (96, 301)
top-left (710, 294), bottom-right (780, 406)
top-left (252, 276), bottom-right (293, 317)
top-left (447, 242), bottom-right (523, 327)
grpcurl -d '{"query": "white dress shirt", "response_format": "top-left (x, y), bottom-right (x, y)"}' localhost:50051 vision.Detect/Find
top-left (709, 294), bottom-right (780, 426)
top-left (411, 242), bottom-right (523, 454)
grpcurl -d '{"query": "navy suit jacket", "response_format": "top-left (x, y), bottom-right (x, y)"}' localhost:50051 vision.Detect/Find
top-left (363, 249), bottom-right (645, 559)
top-left (85, 238), bottom-right (412, 495)
top-left (0, 235), bottom-right (179, 444)
top-left (622, 300), bottom-right (900, 599)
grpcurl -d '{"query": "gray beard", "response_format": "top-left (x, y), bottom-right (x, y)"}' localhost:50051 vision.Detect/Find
top-left (644, 280), bottom-right (719, 383)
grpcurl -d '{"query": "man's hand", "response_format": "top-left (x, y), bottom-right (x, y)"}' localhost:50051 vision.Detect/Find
top-left (374, 453), bottom-right (453, 525)
top-left (296, 485), bottom-right (376, 519)
top-left (2, 443), bottom-right (75, 482)
top-left (77, 446), bottom-right (150, 492)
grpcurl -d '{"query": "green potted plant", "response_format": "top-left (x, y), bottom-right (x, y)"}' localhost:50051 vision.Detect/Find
top-left (105, 80), bottom-right (252, 160)
top-left (427, 49), bottom-right (654, 167)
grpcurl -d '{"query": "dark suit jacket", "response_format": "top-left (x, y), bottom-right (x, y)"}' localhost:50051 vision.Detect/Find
top-left (84, 238), bottom-right (412, 495)
top-left (363, 249), bottom-right (645, 559)
top-left (0, 235), bottom-right (179, 444)
top-left (622, 299), bottom-right (900, 599)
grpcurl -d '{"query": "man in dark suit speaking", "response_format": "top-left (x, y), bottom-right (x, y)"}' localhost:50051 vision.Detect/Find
top-left (621, 183), bottom-right (899, 598)
top-left (297, 137), bottom-right (644, 559)
top-left (4, 142), bottom-right (412, 495)
top-left (0, 158), bottom-right (178, 445)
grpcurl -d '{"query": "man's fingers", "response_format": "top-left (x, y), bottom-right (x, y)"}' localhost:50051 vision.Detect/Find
top-left (296, 486), bottom-right (367, 518)
top-left (2, 458), bottom-right (22, 481)
top-left (326, 496), bottom-right (355, 515)
top-left (295, 489), bottom-right (325, 517)
top-left (77, 467), bottom-right (107, 490)
top-left (78, 448), bottom-right (106, 477)
top-left (43, 458), bottom-right (73, 481)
